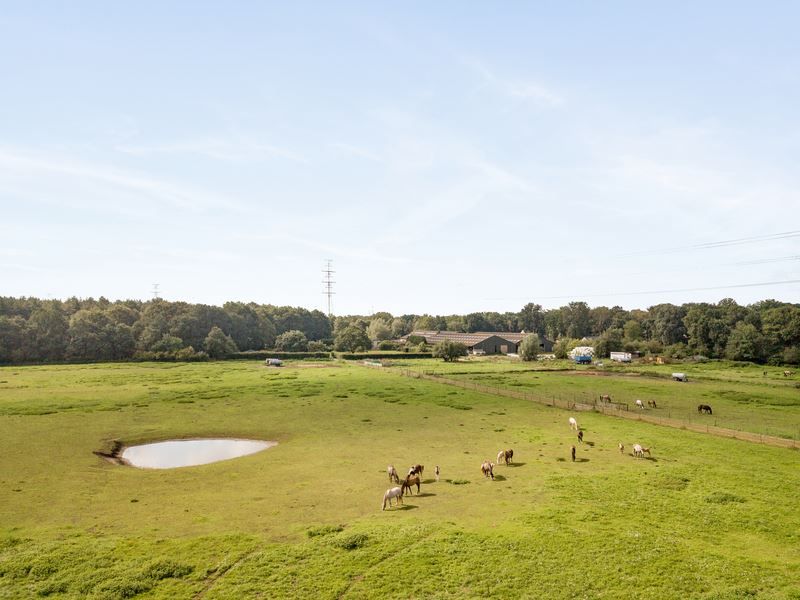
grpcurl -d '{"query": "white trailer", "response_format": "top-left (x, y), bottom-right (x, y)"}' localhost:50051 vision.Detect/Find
top-left (610, 352), bottom-right (632, 363)
top-left (672, 372), bottom-right (688, 382)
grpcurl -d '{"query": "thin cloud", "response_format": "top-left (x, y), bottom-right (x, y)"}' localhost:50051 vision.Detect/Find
top-left (116, 138), bottom-right (307, 163)
top-left (328, 142), bottom-right (383, 163)
top-left (461, 57), bottom-right (563, 107)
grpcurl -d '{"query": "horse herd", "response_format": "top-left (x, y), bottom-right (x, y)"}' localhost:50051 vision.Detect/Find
top-left (382, 417), bottom-right (654, 510)
top-left (600, 393), bottom-right (714, 416)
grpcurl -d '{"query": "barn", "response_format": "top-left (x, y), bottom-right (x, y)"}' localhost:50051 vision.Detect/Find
top-left (406, 331), bottom-right (545, 355)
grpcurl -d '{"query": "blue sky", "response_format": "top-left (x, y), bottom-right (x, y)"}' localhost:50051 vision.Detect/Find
top-left (1, 2), bottom-right (799, 314)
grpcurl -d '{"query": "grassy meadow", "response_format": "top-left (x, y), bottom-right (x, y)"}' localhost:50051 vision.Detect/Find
top-left (393, 357), bottom-right (800, 441)
top-left (1, 360), bottom-right (799, 599)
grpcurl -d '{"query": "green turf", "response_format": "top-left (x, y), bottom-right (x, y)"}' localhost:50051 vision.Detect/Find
top-left (1, 361), bottom-right (798, 599)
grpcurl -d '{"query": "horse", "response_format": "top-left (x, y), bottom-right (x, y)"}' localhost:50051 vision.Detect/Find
top-left (784, 370), bottom-right (794, 377)
top-left (647, 399), bottom-right (657, 408)
top-left (577, 430), bottom-right (583, 443)
top-left (697, 404), bottom-right (713, 415)
top-left (387, 465), bottom-right (400, 484)
top-left (618, 442), bottom-right (624, 454)
top-left (569, 417), bottom-right (578, 431)
top-left (571, 445), bottom-right (576, 462)
top-left (382, 486), bottom-right (403, 510)
top-left (497, 449), bottom-right (513, 464)
top-left (480, 460), bottom-right (494, 480)
top-left (641, 446), bottom-right (652, 457)
top-left (635, 399), bottom-right (644, 409)
top-left (600, 394), bottom-right (612, 403)
top-left (435, 465), bottom-right (440, 482)
top-left (402, 474), bottom-right (421, 495)
top-left (408, 464), bottom-right (424, 477)
top-left (632, 443), bottom-right (643, 458)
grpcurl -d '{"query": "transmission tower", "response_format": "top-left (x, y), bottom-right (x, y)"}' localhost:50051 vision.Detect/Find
top-left (152, 283), bottom-right (161, 299)
top-left (322, 260), bottom-right (335, 317)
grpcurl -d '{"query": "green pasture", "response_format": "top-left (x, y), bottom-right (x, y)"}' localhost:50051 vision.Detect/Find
top-left (391, 357), bottom-right (800, 440)
top-left (1, 361), bottom-right (799, 599)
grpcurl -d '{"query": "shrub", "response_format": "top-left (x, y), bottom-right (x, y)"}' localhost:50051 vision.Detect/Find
top-left (274, 330), bottom-right (309, 352)
top-left (332, 533), bottom-right (368, 550)
top-left (432, 340), bottom-right (468, 362)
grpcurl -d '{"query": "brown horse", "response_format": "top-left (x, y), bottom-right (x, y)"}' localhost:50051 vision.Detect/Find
top-left (480, 460), bottom-right (494, 480)
top-left (408, 464), bottom-right (424, 477)
top-left (600, 394), bottom-right (612, 403)
top-left (697, 404), bottom-right (713, 414)
top-left (647, 399), bottom-right (657, 408)
top-left (577, 430), bottom-right (583, 443)
top-left (496, 449), bottom-right (513, 465)
top-left (402, 474), bottom-right (421, 495)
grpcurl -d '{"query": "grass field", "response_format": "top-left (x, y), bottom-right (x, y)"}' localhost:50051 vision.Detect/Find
top-left (1, 360), bottom-right (799, 599)
top-left (391, 357), bottom-right (800, 441)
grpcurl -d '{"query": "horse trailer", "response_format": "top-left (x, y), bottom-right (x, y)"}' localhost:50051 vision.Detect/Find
top-left (610, 351), bottom-right (632, 363)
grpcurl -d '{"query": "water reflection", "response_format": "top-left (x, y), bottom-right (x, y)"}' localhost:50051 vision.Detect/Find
top-left (121, 439), bottom-right (276, 469)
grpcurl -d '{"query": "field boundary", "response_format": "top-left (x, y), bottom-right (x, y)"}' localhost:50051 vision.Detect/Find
top-left (367, 365), bottom-right (800, 450)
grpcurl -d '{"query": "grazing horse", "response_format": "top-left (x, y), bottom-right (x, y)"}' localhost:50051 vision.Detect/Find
top-left (784, 370), bottom-right (794, 377)
top-left (435, 465), bottom-right (440, 482)
top-left (408, 464), bottom-right (424, 477)
top-left (618, 442), bottom-right (624, 454)
top-left (382, 486), bottom-right (403, 510)
top-left (600, 394), bottom-right (612, 403)
top-left (632, 443), bottom-right (643, 458)
top-left (641, 446), bottom-right (652, 457)
top-left (569, 417), bottom-right (578, 431)
top-left (402, 474), bottom-right (421, 495)
top-left (497, 449), bottom-right (513, 464)
top-left (480, 460), bottom-right (495, 480)
top-left (571, 445), bottom-right (576, 462)
top-left (697, 404), bottom-right (713, 415)
top-left (577, 430), bottom-right (583, 443)
top-left (647, 399), bottom-right (657, 408)
top-left (635, 399), bottom-right (644, 409)
top-left (387, 465), bottom-right (400, 484)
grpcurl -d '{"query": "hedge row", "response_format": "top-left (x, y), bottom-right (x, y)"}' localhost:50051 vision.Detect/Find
top-left (226, 351), bottom-right (333, 360)
top-left (335, 352), bottom-right (433, 360)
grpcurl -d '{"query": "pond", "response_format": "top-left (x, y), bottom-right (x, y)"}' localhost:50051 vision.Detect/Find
top-left (121, 438), bottom-right (277, 469)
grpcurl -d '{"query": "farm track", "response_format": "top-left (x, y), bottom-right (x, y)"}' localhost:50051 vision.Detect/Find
top-left (369, 365), bottom-right (800, 450)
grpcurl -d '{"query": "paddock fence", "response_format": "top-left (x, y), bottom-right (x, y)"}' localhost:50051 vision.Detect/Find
top-left (362, 364), bottom-right (800, 450)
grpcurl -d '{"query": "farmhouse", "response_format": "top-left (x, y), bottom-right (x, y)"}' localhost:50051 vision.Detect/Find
top-left (406, 330), bottom-right (550, 355)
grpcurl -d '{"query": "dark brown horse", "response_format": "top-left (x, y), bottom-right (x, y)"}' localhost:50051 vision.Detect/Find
top-left (496, 449), bottom-right (514, 465)
top-left (697, 404), bottom-right (713, 414)
top-left (577, 430), bottom-right (583, 443)
top-left (402, 474), bottom-right (421, 495)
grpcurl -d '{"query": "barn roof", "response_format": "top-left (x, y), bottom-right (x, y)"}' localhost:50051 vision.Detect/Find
top-left (406, 330), bottom-right (520, 346)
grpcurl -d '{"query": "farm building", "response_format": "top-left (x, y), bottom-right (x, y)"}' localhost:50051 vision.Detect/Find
top-left (405, 331), bottom-right (545, 355)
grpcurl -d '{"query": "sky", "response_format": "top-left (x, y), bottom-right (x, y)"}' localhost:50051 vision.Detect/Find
top-left (1, 2), bottom-right (799, 315)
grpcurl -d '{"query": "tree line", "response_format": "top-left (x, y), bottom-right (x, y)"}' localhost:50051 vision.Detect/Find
top-left (0, 296), bottom-right (798, 365)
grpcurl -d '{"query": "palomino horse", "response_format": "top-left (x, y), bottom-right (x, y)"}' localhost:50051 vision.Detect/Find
top-left (480, 460), bottom-right (495, 480)
top-left (496, 449), bottom-right (513, 465)
top-left (697, 404), bottom-right (713, 415)
top-left (402, 474), bottom-right (421, 495)
top-left (569, 417), bottom-right (578, 431)
top-left (382, 486), bottom-right (403, 510)
top-left (387, 465), bottom-right (400, 484)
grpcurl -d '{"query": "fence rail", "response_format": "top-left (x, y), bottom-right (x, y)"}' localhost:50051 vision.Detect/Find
top-left (363, 364), bottom-right (800, 450)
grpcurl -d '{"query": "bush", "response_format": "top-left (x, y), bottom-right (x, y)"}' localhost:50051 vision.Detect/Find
top-left (332, 533), bottom-right (368, 550)
top-left (377, 340), bottom-right (399, 351)
top-left (518, 335), bottom-right (540, 361)
top-left (227, 351), bottom-right (332, 360)
top-left (274, 330), bottom-right (309, 352)
top-left (432, 340), bottom-right (468, 362)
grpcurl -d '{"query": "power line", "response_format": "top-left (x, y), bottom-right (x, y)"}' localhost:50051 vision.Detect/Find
top-left (151, 283), bottom-right (160, 299)
top-left (486, 279), bottom-right (800, 303)
top-left (322, 260), bottom-right (335, 317)
top-left (615, 230), bottom-right (800, 258)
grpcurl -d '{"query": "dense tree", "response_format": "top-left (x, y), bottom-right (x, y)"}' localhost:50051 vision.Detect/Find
top-left (274, 330), bottom-right (309, 352)
top-left (0, 315), bottom-right (27, 363)
top-left (562, 302), bottom-right (592, 339)
top-left (518, 334), bottom-right (540, 361)
top-left (367, 319), bottom-right (392, 341)
top-left (66, 309), bottom-right (134, 361)
top-left (151, 334), bottom-right (184, 353)
top-left (203, 326), bottom-right (238, 358)
top-left (725, 322), bottom-right (765, 362)
top-left (27, 305), bottom-right (68, 361)
top-left (519, 303), bottom-right (546, 336)
top-left (432, 340), bottom-right (467, 362)
top-left (334, 325), bottom-right (372, 352)
top-left (647, 304), bottom-right (687, 346)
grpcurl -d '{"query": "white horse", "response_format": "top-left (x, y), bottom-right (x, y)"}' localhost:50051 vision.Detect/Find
top-left (496, 450), bottom-right (505, 465)
top-left (569, 417), bottom-right (578, 431)
top-left (387, 465), bottom-right (400, 484)
top-left (632, 443), bottom-right (643, 458)
top-left (635, 399), bottom-right (644, 409)
top-left (382, 486), bottom-right (403, 510)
